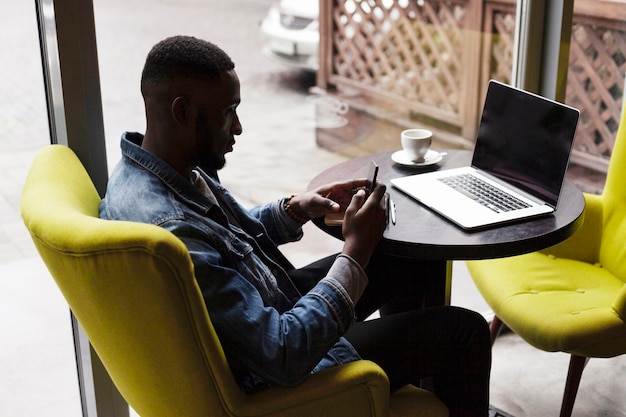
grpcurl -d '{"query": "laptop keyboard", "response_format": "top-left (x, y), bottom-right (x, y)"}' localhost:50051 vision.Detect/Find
top-left (438, 174), bottom-right (531, 213)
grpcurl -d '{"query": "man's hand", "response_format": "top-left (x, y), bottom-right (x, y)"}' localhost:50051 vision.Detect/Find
top-left (341, 184), bottom-right (387, 268)
top-left (288, 179), bottom-right (370, 220)
top-left (289, 179), bottom-right (387, 267)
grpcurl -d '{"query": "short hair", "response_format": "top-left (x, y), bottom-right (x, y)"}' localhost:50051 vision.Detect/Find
top-left (141, 36), bottom-right (235, 88)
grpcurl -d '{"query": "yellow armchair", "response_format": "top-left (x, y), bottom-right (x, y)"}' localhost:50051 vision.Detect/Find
top-left (21, 145), bottom-right (447, 417)
top-left (466, 109), bottom-right (626, 417)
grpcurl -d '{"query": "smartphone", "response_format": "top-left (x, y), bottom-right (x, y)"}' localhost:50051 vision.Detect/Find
top-left (365, 160), bottom-right (379, 197)
top-left (324, 160), bottom-right (379, 226)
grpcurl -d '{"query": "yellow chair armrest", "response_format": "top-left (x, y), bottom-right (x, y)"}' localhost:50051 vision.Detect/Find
top-left (239, 360), bottom-right (390, 417)
top-left (541, 193), bottom-right (603, 263)
top-left (612, 284), bottom-right (626, 320)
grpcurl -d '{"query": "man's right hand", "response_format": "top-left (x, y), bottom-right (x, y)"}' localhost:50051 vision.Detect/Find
top-left (341, 184), bottom-right (387, 268)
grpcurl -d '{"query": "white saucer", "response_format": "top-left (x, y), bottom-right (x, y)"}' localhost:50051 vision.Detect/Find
top-left (315, 116), bottom-right (348, 129)
top-left (391, 149), bottom-right (443, 167)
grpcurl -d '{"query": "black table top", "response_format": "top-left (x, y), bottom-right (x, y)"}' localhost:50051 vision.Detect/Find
top-left (308, 150), bottom-right (585, 260)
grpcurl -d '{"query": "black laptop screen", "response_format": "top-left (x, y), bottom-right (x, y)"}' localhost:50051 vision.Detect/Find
top-left (471, 81), bottom-right (580, 206)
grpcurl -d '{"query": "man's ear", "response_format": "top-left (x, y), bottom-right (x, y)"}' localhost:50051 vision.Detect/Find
top-left (171, 96), bottom-right (190, 126)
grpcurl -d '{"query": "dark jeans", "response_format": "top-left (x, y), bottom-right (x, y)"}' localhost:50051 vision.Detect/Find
top-left (289, 253), bottom-right (491, 417)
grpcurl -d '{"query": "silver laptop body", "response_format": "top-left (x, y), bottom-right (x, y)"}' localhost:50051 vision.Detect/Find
top-left (391, 80), bottom-right (580, 230)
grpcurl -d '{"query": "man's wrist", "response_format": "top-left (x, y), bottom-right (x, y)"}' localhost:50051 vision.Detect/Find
top-left (283, 195), bottom-right (310, 224)
top-left (328, 254), bottom-right (369, 305)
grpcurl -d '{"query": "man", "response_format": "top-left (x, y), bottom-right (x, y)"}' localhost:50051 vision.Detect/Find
top-left (100, 35), bottom-right (491, 416)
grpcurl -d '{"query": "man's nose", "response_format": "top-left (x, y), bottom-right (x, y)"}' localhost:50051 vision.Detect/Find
top-left (232, 116), bottom-right (243, 135)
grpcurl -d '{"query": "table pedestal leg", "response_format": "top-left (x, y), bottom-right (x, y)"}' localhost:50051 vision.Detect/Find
top-left (369, 255), bottom-right (452, 315)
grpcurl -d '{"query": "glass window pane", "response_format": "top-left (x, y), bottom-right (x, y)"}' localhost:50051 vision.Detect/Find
top-left (316, 0), bottom-right (518, 155)
top-left (565, 0), bottom-right (626, 192)
top-left (0, 1), bottom-right (81, 416)
top-left (23, 0), bottom-right (624, 415)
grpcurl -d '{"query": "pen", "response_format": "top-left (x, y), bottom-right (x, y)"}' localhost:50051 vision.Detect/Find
top-left (390, 197), bottom-right (396, 225)
top-left (384, 194), bottom-right (389, 225)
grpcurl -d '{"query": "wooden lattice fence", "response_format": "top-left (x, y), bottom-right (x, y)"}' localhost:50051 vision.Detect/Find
top-left (318, 0), bottom-right (626, 174)
top-left (319, 0), bottom-right (484, 141)
top-left (566, 1), bottom-right (626, 172)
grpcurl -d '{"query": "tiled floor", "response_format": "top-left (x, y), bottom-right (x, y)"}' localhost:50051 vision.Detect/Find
top-left (2, 1), bottom-right (625, 416)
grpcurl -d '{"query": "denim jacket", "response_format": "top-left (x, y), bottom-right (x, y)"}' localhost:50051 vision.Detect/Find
top-left (100, 132), bottom-right (361, 393)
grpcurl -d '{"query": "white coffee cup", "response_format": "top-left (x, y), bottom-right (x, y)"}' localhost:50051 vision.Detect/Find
top-left (315, 96), bottom-right (349, 122)
top-left (401, 129), bottom-right (432, 162)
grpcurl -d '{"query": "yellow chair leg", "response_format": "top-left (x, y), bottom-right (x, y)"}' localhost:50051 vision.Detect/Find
top-left (489, 316), bottom-right (505, 346)
top-left (559, 355), bottom-right (589, 417)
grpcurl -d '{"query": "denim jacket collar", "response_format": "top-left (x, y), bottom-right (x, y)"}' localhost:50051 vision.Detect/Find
top-left (122, 132), bottom-right (228, 224)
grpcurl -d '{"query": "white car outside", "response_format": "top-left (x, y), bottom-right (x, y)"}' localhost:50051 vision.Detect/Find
top-left (260, 0), bottom-right (319, 71)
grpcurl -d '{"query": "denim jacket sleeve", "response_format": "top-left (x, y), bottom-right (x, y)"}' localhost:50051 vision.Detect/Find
top-left (207, 174), bottom-right (303, 246)
top-left (163, 218), bottom-right (358, 389)
top-left (248, 199), bottom-right (304, 245)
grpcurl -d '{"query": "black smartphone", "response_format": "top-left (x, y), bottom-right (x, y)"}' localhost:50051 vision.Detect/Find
top-left (324, 160), bottom-right (379, 226)
top-left (365, 160), bottom-right (379, 197)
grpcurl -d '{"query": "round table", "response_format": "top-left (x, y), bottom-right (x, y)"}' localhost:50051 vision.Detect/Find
top-left (308, 150), bottom-right (585, 305)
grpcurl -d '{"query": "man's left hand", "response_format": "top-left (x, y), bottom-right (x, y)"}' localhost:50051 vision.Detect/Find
top-left (289, 179), bottom-right (371, 220)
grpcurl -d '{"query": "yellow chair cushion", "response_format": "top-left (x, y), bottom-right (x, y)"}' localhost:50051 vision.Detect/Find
top-left (389, 385), bottom-right (449, 417)
top-left (468, 252), bottom-right (626, 357)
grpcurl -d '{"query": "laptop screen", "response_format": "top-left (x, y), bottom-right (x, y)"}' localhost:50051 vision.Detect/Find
top-left (471, 81), bottom-right (580, 206)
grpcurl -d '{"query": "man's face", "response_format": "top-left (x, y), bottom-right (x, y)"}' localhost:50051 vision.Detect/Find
top-left (193, 69), bottom-right (242, 171)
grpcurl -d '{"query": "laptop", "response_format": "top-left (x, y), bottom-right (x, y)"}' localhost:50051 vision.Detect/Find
top-left (391, 80), bottom-right (580, 230)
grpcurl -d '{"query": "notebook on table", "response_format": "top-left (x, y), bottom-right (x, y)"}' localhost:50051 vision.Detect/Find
top-left (391, 80), bottom-right (580, 230)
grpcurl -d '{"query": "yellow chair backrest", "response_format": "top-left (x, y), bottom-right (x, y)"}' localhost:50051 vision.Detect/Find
top-left (21, 145), bottom-right (245, 416)
top-left (599, 108), bottom-right (626, 281)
